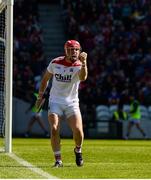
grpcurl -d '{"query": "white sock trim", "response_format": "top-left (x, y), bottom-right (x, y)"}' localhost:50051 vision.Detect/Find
top-left (54, 151), bottom-right (61, 155)
top-left (75, 146), bottom-right (82, 153)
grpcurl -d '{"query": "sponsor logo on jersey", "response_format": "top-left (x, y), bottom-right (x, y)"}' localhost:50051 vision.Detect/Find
top-left (55, 73), bottom-right (72, 82)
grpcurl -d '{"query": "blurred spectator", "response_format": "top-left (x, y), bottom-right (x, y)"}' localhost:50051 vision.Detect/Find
top-left (125, 96), bottom-right (147, 139)
top-left (13, 0), bottom-right (46, 102)
top-left (60, 0), bottom-right (151, 129)
top-left (108, 87), bottom-right (120, 106)
top-left (111, 103), bottom-right (128, 139)
top-left (24, 91), bottom-right (49, 138)
top-left (61, 0), bottom-right (151, 108)
top-left (13, 0), bottom-right (151, 131)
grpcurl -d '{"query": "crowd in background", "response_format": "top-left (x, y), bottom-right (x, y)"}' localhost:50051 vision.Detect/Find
top-left (13, 0), bottom-right (151, 127)
top-left (60, 0), bottom-right (151, 127)
top-left (13, 0), bottom-right (46, 101)
top-left (61, 0), bottom-right (151, 106)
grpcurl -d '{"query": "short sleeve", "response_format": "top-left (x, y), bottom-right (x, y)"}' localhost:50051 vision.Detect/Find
top-left (47, 61), bottom-right (54, 74)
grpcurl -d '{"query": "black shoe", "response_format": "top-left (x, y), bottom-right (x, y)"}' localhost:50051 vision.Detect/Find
top-left (52, 161), bottom-right (63, 168)
top-left (74, 148), bottom-right (83, 166)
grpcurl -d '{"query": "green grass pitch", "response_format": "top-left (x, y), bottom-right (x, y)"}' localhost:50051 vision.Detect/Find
top-left (0, 138), bottom-right (151, 179)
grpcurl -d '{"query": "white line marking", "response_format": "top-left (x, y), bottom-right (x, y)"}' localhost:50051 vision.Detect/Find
top-left (7, 153), bottom-right (58, 179)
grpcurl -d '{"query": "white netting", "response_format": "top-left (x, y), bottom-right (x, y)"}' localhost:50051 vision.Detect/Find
top-left (0, 3), bottom-right (6, 138)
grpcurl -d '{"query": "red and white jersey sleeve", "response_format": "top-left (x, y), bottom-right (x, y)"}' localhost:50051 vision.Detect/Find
top-left (47, 56), bottom-right (82, 104)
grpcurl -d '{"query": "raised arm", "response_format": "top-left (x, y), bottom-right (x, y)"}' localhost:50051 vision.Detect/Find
top-left (78, 52), bottom-right (88, 81)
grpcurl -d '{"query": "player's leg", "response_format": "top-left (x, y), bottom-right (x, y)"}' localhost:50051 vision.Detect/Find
top-left (67, 113), bottom-right (84, 148)
top-left (48, 102), bottom-right (63, 167)
top-left (28, 116), bottom-right (37, 129)
top-left (48, 113), bottom-right (60, 152)
top-left (48, 113), bottom-right (63, 167)
top-left (66, 106), bottom-right (84, 166)
top-left (125, 121), bottom-right (133, 139)
top-left (36, 114), bottom-right (49, 136)
top-left (135, 122), bottom-right (147, 138)
top-left (24, 115), bottom-right (36, 137)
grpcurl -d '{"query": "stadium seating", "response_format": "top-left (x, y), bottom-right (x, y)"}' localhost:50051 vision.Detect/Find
top-left (96, 104), bottom-right (151, 122)
top-left (140, 105), bottom-right (148, 112)
top-left (123, 105), bottom-right (130, 112)
top-left (96, 105), bottom-right (111, 121)
top-left (96, 111), bottom-right (111, 121)
top-left (96, 105), bottom-right (109, 113)
top-left (139, 105), bottom-right (149, 120)
top-left (148, 106), bottom-right (151, 119)
top-left (109, 105), bottom-right (118, 114)
top-left (96, 121), bottom-right (109, 133)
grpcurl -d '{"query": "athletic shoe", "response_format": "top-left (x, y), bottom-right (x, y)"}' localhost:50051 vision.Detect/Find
top-left (74, 148), bottom-right (83, 166)
top-left (52, 161), bottom-right (63, 168)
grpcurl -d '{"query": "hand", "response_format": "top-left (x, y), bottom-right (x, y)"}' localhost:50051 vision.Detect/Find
top-left (79, 52), bottom-right (87, 64)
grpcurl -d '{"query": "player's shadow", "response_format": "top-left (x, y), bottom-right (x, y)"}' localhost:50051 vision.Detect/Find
top-left (51, 164), bottom-right (75, 168)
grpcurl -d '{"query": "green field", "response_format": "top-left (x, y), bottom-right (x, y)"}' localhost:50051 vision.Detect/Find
top-left (0, 138), bottom-right (151, 179)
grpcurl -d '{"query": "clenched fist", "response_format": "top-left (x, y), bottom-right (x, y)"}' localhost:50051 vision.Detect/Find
top-left (79, 52), bottom-right (87, 63)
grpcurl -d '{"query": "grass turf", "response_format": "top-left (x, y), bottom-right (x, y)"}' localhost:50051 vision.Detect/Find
top-left (0, 138), bottom-right (151, 178)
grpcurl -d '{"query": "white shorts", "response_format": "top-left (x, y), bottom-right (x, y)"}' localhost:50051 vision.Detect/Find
top-left (129, 118), bottom-right (140, 124)
top-left (31, 112), bottom-right (42, 117)
top-left (48, 101), bottom-right (81, 119)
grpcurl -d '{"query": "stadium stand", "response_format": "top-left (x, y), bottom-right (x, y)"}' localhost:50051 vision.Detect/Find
top-left (13, 0), bottom-right (151, 137)
top-left (13, 0), bottom-right (46, 102)
top-left (96, 110), bottom-right (111, 121)
top-left (148, 106), bottom-right (151, 119)
top-left (61, 0), bottom-right (151, 125)
top-left (140, 105), bottom-right (150, 120)
top-left (123, 105), bottom-right (130, 112)
top-left (96, 104), bottom-right (151, 122)
top-left (109, 105), bottom-right (118, 114)
top-left (96, 105), bottom-right (109, 113)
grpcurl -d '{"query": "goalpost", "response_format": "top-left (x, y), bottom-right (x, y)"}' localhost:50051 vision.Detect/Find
top-left (0, 0), bottom-right (13, 153)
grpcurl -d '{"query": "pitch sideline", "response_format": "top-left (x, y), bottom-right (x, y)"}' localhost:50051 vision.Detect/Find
top-left (3, 150), bottom-right (58, 179)
top-left (8, 153), bottom-right (57, 179)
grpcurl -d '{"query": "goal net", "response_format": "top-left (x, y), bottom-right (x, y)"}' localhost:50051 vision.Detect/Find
top-left (0, 0), bottom-right (6, 150)
top-left (0, 0), bottom-right (13, 152)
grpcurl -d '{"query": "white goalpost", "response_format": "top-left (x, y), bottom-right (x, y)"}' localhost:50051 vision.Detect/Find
top-left (0, 0), bottom-right (14, 153)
